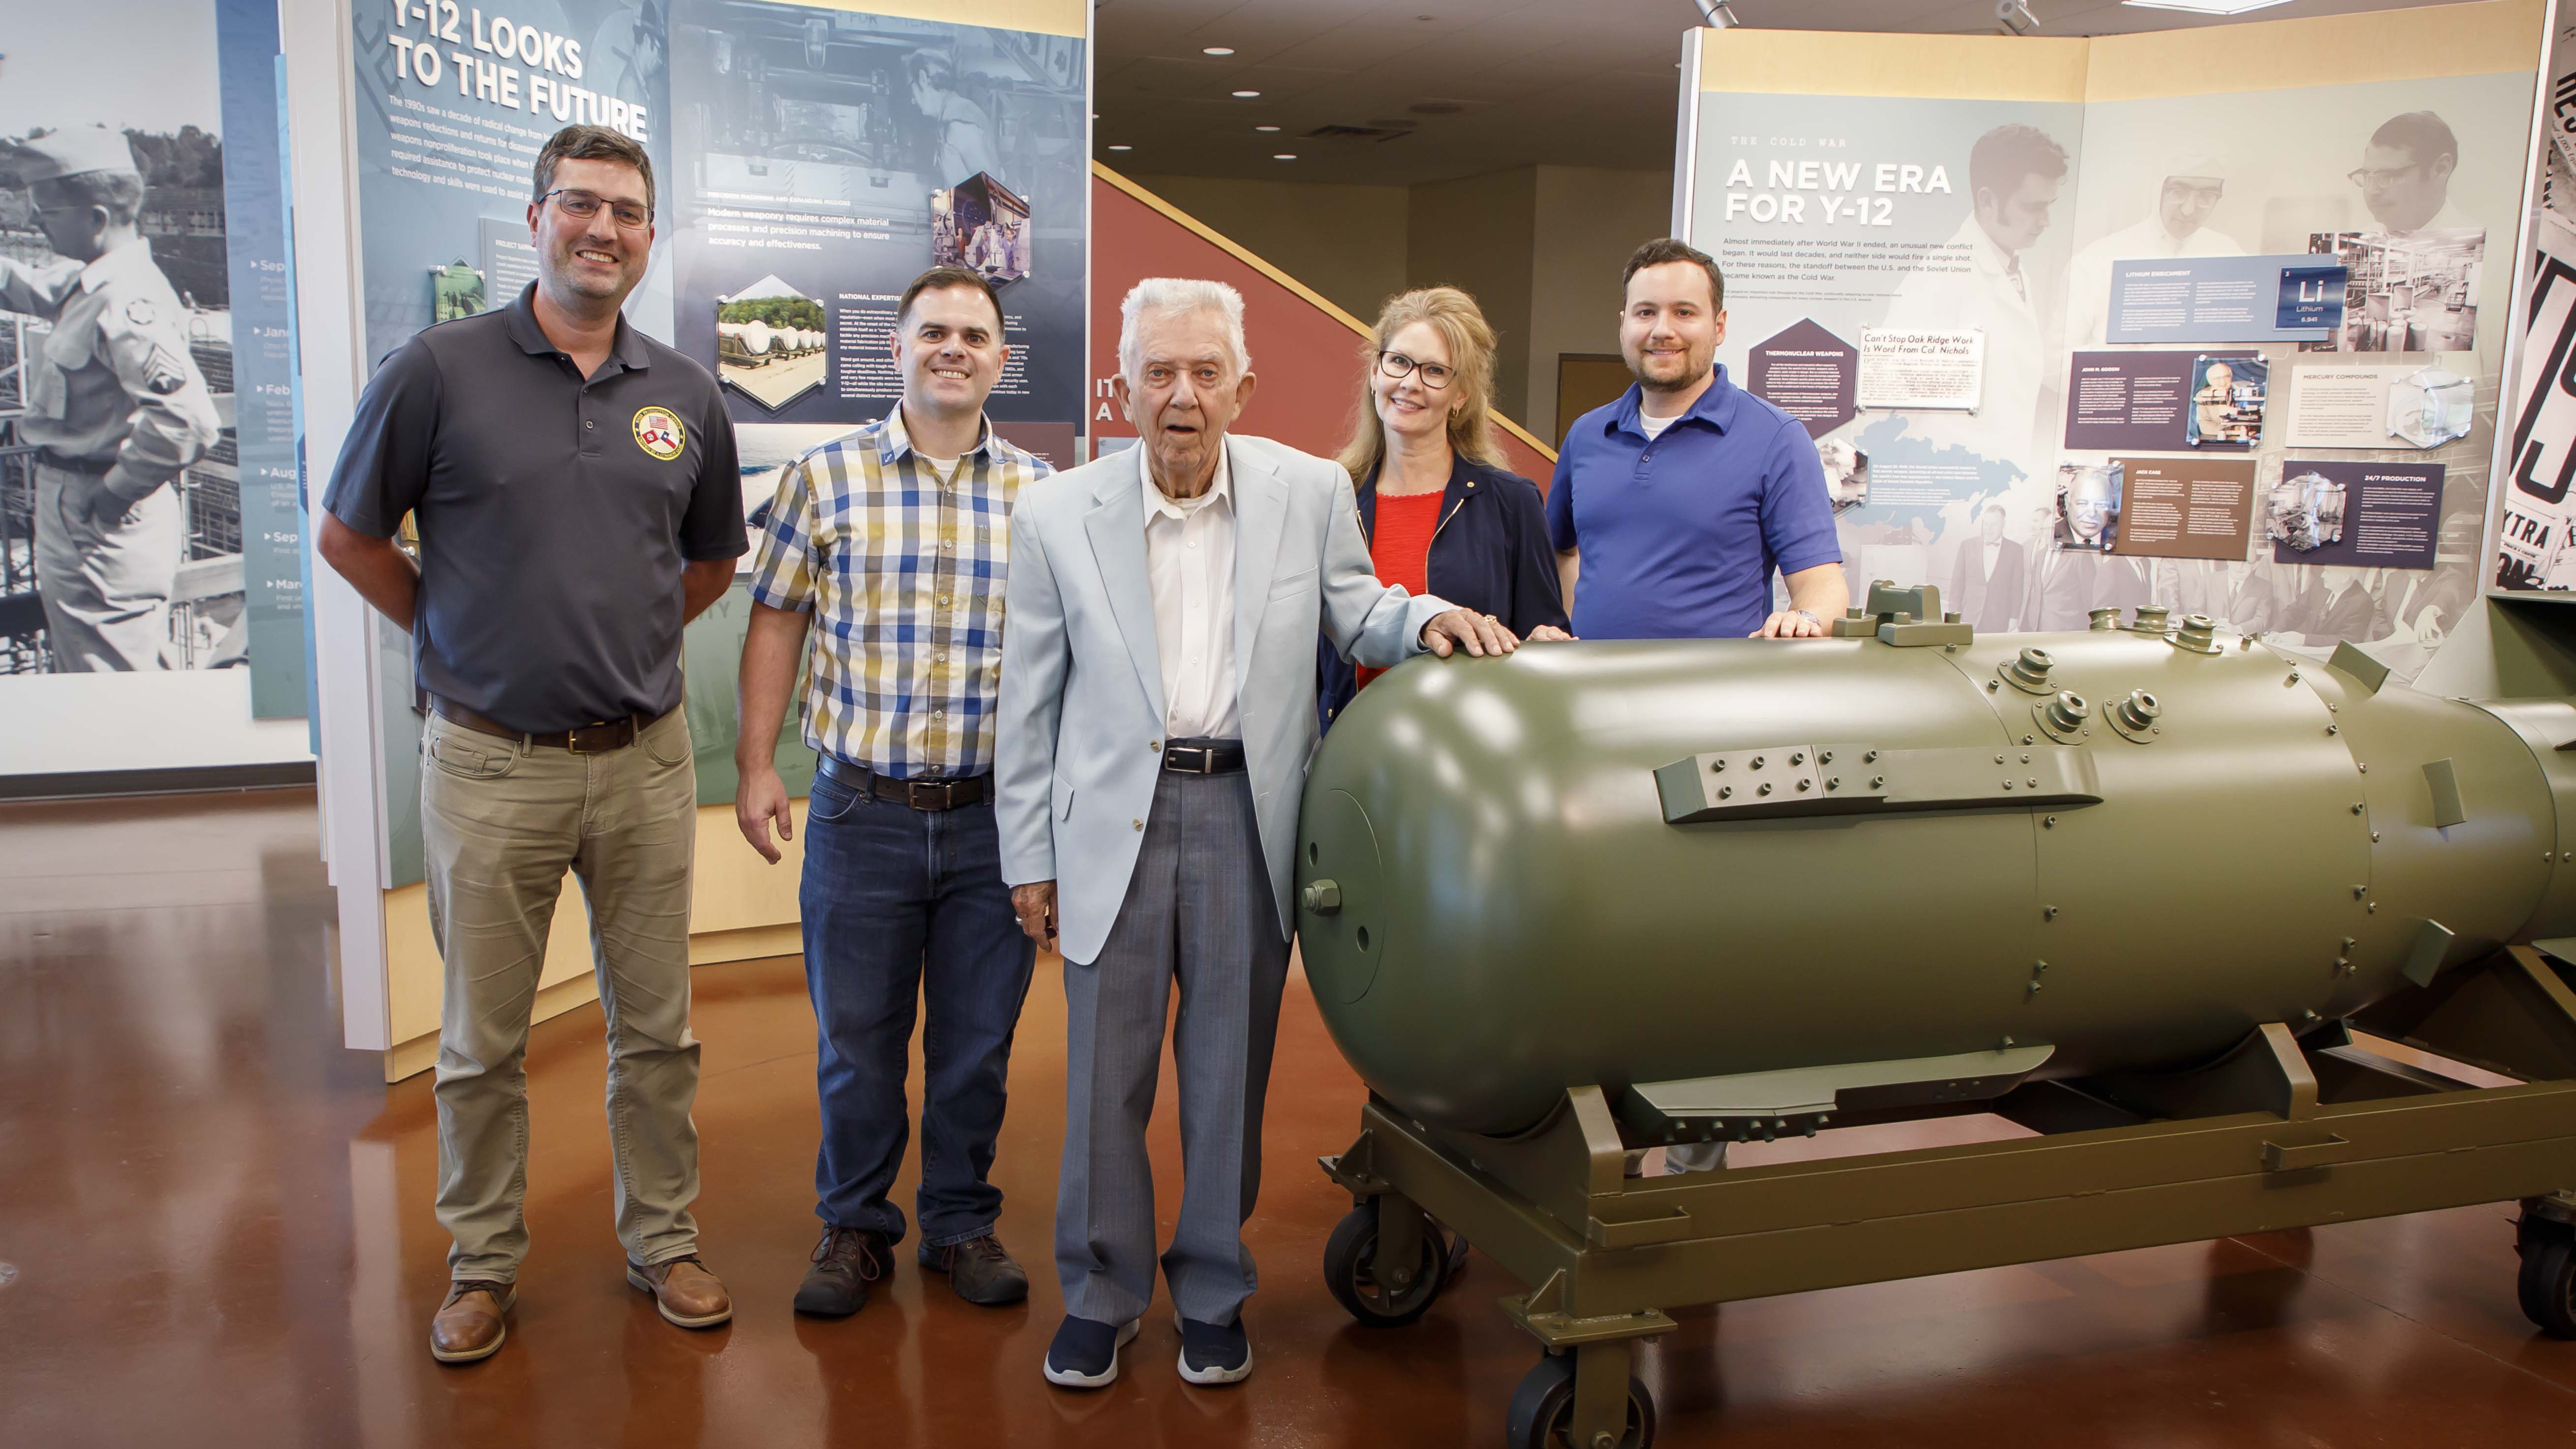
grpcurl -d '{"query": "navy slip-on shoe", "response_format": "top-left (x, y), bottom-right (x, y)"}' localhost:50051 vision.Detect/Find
top-left (1043, 1314), bottom-right (1140, 1389)
top-left (1176, 1315), bottom-right (1253, 1386)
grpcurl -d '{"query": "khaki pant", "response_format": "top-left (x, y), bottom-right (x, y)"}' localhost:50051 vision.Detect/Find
top-left (35, 460), bottom-right (181, 672)
top-left (420, 706), bottom-right (703, 1281)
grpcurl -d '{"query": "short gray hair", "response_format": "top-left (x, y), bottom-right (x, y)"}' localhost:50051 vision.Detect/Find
top-left (1118, 277), bottom-right (1252, 380)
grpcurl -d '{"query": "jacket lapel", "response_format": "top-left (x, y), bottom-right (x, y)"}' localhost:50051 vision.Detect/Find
top-left (1229, 435), bottom-right (1288, 700)
top-left (1082, 449), bottom-right (1166, 717)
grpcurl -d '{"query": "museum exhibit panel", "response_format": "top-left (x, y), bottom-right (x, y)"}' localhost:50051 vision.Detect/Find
top-left (18, 0), bottom-right (2576, 1443)
top-left (277, 0), bottom-right (1091, 1078)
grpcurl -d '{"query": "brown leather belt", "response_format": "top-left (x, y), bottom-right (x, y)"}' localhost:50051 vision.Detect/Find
top-left (431, 695), bottom-right (670, 753)
top-left (818, 753), bottom-right (990, 811)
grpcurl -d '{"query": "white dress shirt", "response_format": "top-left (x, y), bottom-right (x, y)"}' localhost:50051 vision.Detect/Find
top-left (1142, 445), bottom-right (1242, 739)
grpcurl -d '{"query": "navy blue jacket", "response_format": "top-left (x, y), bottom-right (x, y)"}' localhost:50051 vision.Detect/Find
top-left (1318, 453), bottom-right (1570, 731)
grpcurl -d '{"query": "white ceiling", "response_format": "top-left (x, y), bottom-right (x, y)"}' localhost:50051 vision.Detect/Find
top-left (1093, 0), bottom-right (2445, 185)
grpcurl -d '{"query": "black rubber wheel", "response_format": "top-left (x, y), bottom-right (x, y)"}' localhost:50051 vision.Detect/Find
top-left (1503, 1353), bottom-right (1656, 1449)
top-left (1322, 1200), bottom-right (1451, 1327)
top-left (2519, 1233), bottom-right (2576, 1337)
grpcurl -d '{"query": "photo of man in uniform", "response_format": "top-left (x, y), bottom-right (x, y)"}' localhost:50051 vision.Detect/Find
top-left (0, 124), bottom-right (221, 672)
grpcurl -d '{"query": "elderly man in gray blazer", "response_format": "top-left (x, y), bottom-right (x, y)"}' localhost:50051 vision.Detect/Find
top-left (997, 277), bottom-right (1514, 1390)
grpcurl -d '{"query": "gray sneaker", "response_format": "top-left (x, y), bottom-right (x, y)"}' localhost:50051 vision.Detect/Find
top-left (1176, 1315), bottom-right (1253, 1386)
top-left (1044, 1315), bottom-right (1141, 1389)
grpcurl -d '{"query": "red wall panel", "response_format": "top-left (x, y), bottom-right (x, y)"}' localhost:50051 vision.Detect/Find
top-left (1088, 168), bottom-right (1558, 487)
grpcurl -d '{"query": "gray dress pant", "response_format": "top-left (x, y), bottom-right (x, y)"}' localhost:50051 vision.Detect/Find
top-left (1055, 768), bottom-right (1290, 1327)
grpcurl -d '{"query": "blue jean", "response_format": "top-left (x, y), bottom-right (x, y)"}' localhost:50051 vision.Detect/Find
top-left (800, 765), bottom-right (1036, 1248)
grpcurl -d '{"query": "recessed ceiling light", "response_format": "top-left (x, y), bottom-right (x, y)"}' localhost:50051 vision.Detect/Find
top-left (1232, 89), bottom-right (1261, 98)
top-left (2118, 0), bottom-right (2291, 11)
top-left (1203, 46), bottom-right (1234, 56)
top-left (1273, 153), bottom-right (1296, 160)
top-left (1107, 144), bottom-right (1132, 152)
top-left (1256, 125), bottom-right (1281, 132)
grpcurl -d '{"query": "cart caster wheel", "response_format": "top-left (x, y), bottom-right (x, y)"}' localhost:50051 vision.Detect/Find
top-left (1504, 1353), bottom-right (1656, 1449)
top-left (1323, 1200), bottom-right (1451, 1327)
top-left (2518, 1233), bottom-right (2576, 1337)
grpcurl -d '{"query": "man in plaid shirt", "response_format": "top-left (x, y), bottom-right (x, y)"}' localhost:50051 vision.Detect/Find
top-left (735, 266), bottom-right (1049, 1316)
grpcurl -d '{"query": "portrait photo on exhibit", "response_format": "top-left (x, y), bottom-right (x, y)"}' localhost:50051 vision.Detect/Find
top-left (0, 2), bottom-right (238, 676)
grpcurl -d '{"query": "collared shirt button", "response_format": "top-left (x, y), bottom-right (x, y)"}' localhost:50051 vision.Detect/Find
top-left (584, 420), bottom-right (594, 429)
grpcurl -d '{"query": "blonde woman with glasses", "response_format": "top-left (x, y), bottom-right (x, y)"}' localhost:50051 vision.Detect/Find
top-left (1319, 287), bottom-right (1569, 729)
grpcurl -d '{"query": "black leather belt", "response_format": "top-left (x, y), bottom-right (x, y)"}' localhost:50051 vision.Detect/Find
top-left (35, 448), bottom-right (116, 477)
top-left (819, 753), bottom-right (990, 810)
top-left (1162, 738), bottom-right (1246, 774)
top-left (432, 695), bottom-right (668, 753)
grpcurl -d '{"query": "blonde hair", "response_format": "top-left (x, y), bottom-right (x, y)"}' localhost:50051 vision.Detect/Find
top-left (1337, 286), bottom-right (1505, 483)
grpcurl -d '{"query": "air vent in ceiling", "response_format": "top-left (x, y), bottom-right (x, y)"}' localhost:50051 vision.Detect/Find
top-left (1304, 123), bottom-right (1415, 143)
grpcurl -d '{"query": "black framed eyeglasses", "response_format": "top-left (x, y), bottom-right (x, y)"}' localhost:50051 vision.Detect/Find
top-left (1377, 349), bottom-right (1455, 390)
top-left (540, 187), bottom-right (652, 229)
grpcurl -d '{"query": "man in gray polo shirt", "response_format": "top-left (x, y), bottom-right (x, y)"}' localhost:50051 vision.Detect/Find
top-left (317, 124), bottom-right (746, 1365)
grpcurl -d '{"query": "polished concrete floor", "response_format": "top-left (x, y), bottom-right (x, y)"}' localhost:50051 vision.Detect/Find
top-left (3, 788), bottom-right (2574, 1448)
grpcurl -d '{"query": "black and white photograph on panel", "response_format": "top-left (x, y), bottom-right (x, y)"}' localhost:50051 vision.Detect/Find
top-left (0, 0), bottom-right (238, 675)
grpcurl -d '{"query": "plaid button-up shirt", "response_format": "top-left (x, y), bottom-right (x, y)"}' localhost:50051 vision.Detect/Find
top-left (746, 408), bottom-right (1047, 778)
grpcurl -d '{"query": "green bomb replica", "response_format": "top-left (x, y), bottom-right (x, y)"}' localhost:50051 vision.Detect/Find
top-left (1301, 583), bottom-right (2576, 1449)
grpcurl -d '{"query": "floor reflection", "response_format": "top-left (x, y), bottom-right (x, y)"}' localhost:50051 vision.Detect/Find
top-left (2, 788), bottom-right (2572, 1448)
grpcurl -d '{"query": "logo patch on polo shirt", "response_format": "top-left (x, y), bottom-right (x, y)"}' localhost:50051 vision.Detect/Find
top-left (632, 407), bottom-right (686, 461)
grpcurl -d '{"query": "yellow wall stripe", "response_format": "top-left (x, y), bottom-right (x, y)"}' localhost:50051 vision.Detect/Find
top-left (2083, 0), bottom-right (2543, 100)
top-left (1695, 0), bottom-right (2543, 105)
top-left (1699, 28), bottom-right (2091, 102)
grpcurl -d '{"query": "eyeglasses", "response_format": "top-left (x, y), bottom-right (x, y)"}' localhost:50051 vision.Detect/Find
top-left (2161, 181), bottom-right (2224, 205)
top-left (540, 187), bottom-right (652, 229)
top-left (2345, 164), bottom-right (2422, 189)
top-left (1377, 350), bottom-right (1455, 390)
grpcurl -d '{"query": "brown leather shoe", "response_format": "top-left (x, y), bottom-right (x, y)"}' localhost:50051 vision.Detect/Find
top-left (921, 1233), bottom-right (1029, 1306)
top-left (626, 1255), bottom-right (733, 1328)
top-left (429, 1279), bottom-right (515, 1364)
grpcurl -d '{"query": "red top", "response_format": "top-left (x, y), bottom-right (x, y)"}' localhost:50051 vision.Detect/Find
top-left (1355, 490), bottom-right (1447, 690)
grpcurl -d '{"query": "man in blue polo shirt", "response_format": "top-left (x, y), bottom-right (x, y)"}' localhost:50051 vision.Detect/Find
top-left (1548, 238), bottom-right (1846, 639)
